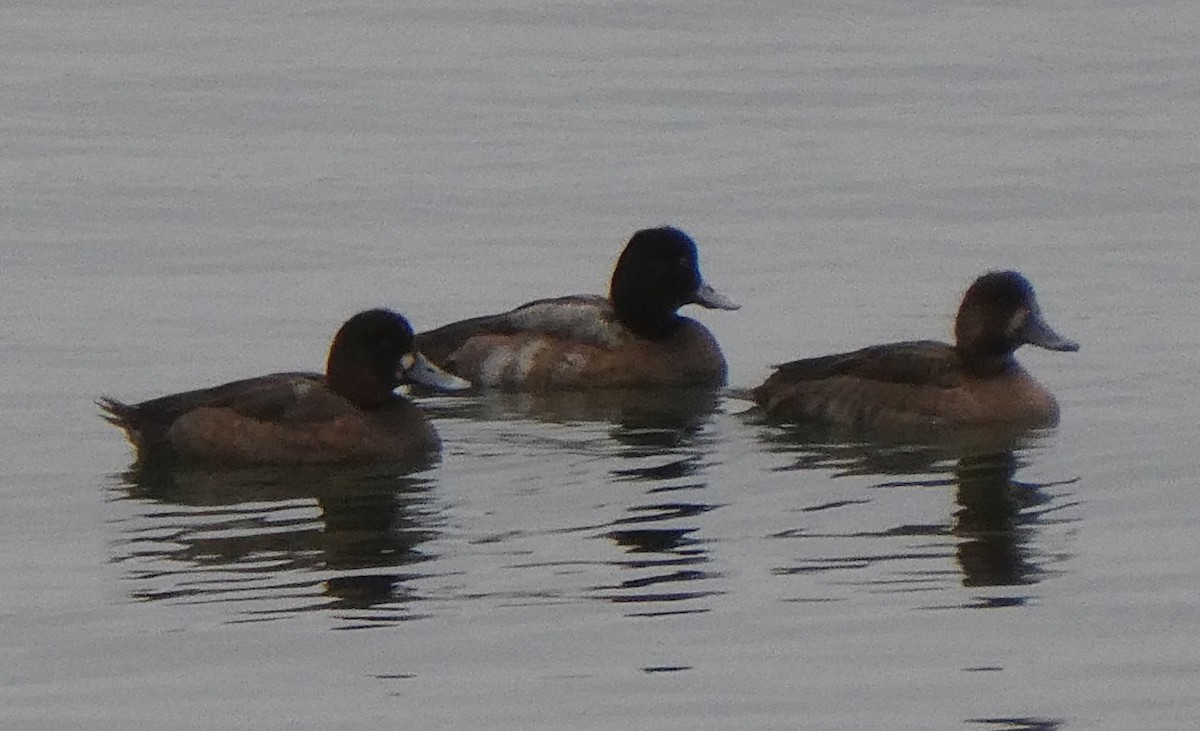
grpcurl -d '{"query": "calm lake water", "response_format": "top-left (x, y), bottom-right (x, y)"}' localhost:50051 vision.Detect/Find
top-left (4, 1), bottom-right (1199, 728)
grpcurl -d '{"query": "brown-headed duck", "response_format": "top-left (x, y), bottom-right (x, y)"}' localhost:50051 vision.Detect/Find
top-left (753, 271), bottom-right (1079, 429)
top-left (100, 309), bottom-right (470, 465)
top-left (416, 226), bottom-right (739, 391)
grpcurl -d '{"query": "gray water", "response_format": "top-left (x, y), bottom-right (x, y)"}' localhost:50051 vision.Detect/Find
top-left (4, 1), bottom-right (1199, 728)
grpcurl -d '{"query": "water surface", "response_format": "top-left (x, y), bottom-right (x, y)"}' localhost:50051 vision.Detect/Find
top-left (4, 1), bottom-right (1199, 728)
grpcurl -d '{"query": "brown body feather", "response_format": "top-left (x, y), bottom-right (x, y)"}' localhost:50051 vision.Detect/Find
top-left (753, 271), bottom-right (1077, 431)
top-left (416, 227), bottom-right (737, 392)
top-left (754, 341), bottom-right (1059, 429)
top-left (99, 310), bottom-right (458, 466)
top-left (99, 373), bottom-right (439, 465)
top-left (418, 297), bottom-right (727, 391)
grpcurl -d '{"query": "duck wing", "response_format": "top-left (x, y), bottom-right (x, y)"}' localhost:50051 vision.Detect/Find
top-left (99, 372), bottom-right (326, 449)
top-left (416, 295), bottom-right (618, 364)
top-left (767, 341), bottom-right (961, 388)
top-left (754, 341), bottom-right (973, 427)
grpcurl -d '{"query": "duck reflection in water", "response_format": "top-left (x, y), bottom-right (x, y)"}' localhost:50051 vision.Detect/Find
top-left (421, 382), bottom-right (727, 478)
top-left (759, 424), bottom-right (1077, 593)
top-left (111, 460), bottom-right (444, 623)
top-left (596, 417), bottom-right (724, 617)
top-left (427, 388), bottom-right (727, 616)
top-left (418, 381), bottom-right (726, 617)
top-left (952, 449), bottom-right (1065, 589)
top-left (422, 385), bottom-right (721, 448)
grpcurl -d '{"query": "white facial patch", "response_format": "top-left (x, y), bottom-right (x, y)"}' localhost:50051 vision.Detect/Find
top-left (399, 353), bottom-right (415, 371)
top-left (1005, 309), bottom-right (1028, 337)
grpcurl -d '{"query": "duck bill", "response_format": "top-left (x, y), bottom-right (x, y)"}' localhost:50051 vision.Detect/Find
top-left (691, 282), bottom-right (740, 310)
top-left (400, 352), bottom-right (472, 391)
top-left (1022, 311), bottom-right (1080, 352)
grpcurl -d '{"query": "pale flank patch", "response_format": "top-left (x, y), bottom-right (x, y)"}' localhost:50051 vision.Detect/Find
top-left (556, 351), bottom-right (587, 377)
top-left (480, 344), bottom-right (513, 387)
top-left (513, 340), bottom-right (548, 381)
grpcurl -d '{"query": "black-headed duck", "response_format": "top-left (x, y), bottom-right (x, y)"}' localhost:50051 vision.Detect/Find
top-left (100, 309), bottom-right (470, 465)
top-left (416, 226), bottom-right (739, 391)
top-left (753, 271), bottom-right (1079, 430)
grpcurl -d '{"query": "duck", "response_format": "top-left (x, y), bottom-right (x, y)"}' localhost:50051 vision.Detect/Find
top-left (99, 308), bottom-right (470, 465)
top-left (753, 270), bottom-right (1079, 430)
top-left (416, 226), bottom-right (739, 391)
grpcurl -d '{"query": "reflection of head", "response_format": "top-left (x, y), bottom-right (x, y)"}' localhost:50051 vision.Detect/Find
top-left (953, 449), bottom-right (1031, 588)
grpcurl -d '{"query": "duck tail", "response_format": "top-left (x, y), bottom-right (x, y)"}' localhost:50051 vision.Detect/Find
top-left (97, 396), bottom-right (134, 427)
